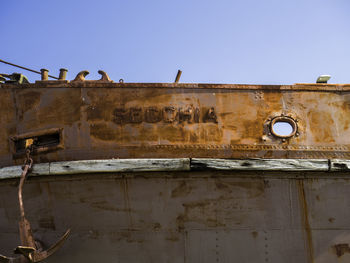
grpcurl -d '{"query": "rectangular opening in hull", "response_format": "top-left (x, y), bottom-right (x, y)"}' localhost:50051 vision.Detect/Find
top-left (11, 128), bottom-right (63, 155)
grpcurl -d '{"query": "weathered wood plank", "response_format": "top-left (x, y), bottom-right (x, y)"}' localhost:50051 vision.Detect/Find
top-left (0, 158), bottom-right (342, 181)
top-left (0, 163), bottom-right (50, 179)
top-left (49, 158), bottom-right (190, 175)
top-left (0, 159), bottom-right (191, 180)
top-left (191, 158), bottom-right (329, 171)
top-left (330, 160), bottom-right (350, 171)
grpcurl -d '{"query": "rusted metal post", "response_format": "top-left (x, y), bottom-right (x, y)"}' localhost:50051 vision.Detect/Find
top-left (174, 70), bottom-right (182, 83)
top-left (40, 69), bottom-right (49, 81)
top-left (59, 68), bottom-right (68, 80)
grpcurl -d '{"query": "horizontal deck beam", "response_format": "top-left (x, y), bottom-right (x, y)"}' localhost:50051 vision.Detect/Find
top-left (0, 158), bottom-right (350, 180)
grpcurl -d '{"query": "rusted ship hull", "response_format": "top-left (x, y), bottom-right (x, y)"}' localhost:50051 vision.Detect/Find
top-left (1, 79), bottom-right (350, 262)
top-left (1, 82), bottom-right (350, 167)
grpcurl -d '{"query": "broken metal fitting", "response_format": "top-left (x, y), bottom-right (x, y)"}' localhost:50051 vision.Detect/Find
top-left (58, 68), bottom-right (68, 80)
top-left (0, 73), bottom-right (30, 84)
top-left (73, 70), bottom-right (89, 82)
top-left (98, 70), bottom-right (112, 82)
top-left (40, 69), bottom-right (49, 81)
top-left (174, 70), bottom-right (182, 83)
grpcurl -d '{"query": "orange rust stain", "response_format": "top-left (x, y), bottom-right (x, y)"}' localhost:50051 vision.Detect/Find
top-left (199, 124), bottom-right (223, 142)
top-left (36, 89), bottom-right (82, 126)
top-left (307, 110), bottom-right (335, 143)
top-left (297, 180), bottom-right (314, 263)
top-left (86, 106), bottom-right (105, 121)
top-left (120, 89), bottom-right (174, 105)
top-left (86, 89), bottom-right (121, 122)
top-left (16, 91), bottom-right (41, 116)
top-left (338, 101), bottom-right (350, 130)
top-left (189, 131), bottom-right (199, 143)
top-left (90, 123), bottom-right (118, 141)
top-left (242, 119), bottom-right (264, 140)
top-left (229, 139), bottom-right (241, 145)
top-left (0, 91), bottom-right (17, 154)
top-left (159, 125), bottom-right (188, 142)
top-left (137, 125), bottom-right (163, 142)
top-left (262, 91), bottom-right (283, 105)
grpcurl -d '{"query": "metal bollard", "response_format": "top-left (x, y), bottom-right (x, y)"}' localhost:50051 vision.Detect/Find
top-left (59, 68), bottom-right (68, 80)
top-left (40, 68), bottom-right (49, 81)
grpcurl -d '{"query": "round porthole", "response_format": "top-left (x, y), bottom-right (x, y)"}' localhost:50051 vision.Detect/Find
top-left (270, 116), bottom-right (297, 138)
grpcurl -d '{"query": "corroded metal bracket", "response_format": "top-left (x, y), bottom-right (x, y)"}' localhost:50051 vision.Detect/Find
top-left (0, 145), bottom-right (70, 263)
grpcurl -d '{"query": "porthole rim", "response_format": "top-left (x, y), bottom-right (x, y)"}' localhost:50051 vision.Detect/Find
top-left (270, 116), bottom-right (297, 138)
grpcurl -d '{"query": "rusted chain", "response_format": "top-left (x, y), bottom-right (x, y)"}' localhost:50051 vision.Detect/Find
top-left (1, 143), bottom-right (70, 262)
top-left (18, 148), bottom-right (33, 219)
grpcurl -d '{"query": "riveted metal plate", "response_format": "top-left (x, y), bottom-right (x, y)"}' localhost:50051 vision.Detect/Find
top-left (1, 82), bottom-right (350, 166)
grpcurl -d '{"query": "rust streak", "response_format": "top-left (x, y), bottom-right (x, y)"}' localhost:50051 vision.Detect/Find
top-left (297, 180), bottom-right (314, 263)
top-left (121, 178), bottom-right (133, 228)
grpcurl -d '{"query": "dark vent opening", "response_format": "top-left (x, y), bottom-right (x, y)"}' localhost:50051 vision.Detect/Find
top-left (15, 132), bottom-right (60, 153)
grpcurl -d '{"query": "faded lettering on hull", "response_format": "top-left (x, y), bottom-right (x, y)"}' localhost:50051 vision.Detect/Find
top-left (113, 106), bottom-right (218, 125)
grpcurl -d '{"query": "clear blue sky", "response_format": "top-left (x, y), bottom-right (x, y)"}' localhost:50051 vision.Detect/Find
top-left (1, 0), bottom-right (349, 84)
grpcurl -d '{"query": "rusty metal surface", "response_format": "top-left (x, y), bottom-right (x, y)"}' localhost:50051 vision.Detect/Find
top-left (1, 171), bottom-right (350, 262)
top-left (1, 82), bottom-right (350, 166)
top-left (2, 77), bottom-right (350, 263)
